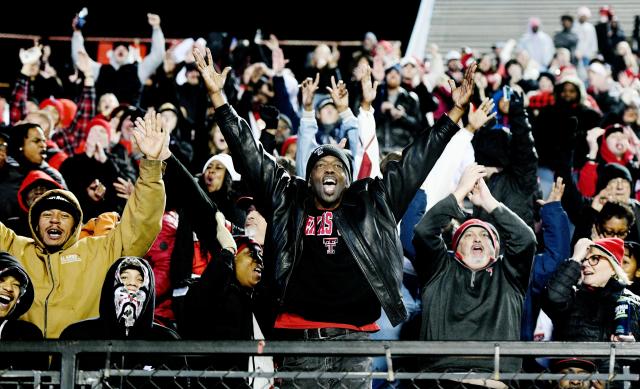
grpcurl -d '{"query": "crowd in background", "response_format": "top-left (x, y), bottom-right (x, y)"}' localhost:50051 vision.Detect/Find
top-left (1, 4), bottom-right (640, 389)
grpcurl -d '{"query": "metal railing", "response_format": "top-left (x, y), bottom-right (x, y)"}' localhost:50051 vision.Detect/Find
top-left (2, 340), bottom-right (640, 388)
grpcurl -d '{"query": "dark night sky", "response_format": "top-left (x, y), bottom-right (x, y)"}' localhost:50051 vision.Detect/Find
top-left (0, 1), bottom-right (421, 86)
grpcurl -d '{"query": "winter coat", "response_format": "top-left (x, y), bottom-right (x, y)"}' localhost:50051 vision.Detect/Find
top-left (59, 257), bottom-right (181, 386)
top-left (412, 194), bottom-right (536, 372)
top-left (0, 252), bottom-right (45, 369)
top-left (521, 201), bottom-right (571, 340)
top-left (0, 159), bottom-right (165, 338)
top-left (542, 260), bottom-right (640, 341)
top-left (215, 103), bottom-right (460, 327)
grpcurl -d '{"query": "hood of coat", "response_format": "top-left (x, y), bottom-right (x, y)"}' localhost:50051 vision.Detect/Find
top-left (28, 189), bottom-right (83, 252)
top-left (0, 252), bottom-right (34, 321)
top-left (99, 256), bottom-right (155, 337)
top-left (18, 170), bottom-right (64, 213)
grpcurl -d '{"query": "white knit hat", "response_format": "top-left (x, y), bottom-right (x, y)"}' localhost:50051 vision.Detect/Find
top-left (202, 153), bottom-right (241, 181)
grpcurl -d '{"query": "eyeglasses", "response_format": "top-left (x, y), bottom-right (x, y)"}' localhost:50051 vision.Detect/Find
top-left (581, 255), bottom-right (606, 267)
top-left (598, 227), bottom-right (629, 239)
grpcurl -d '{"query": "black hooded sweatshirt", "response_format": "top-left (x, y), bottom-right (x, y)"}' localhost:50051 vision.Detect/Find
top-left (0, 252), bottom-right (45, 369)
top-left (60, 256), bottom-right (180, 378)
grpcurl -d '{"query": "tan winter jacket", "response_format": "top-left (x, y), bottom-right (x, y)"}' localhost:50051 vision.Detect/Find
top-left (0, 159), bottom-right (165, 338)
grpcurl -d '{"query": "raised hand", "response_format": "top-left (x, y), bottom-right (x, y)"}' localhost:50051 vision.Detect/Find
top-left (537, 177), bottom-right (565, 206)
top-left (271, 47), bottom-right (289, 76)
top-left (147, 13), bottom-right (161, 28)
top-left (193, 47), bottom-right (231, 97)
top-left (113, 177), bottom-right (135, 200)
top-left (586, 127), bottom-right (605, 155)
top-left (591, 187), bottom-right (612, 212)
top-left (449, 62), bottom-right (477, 109)
top-left (263, 34), bottom-right (280, 52)
top-left (572, 238), bottom-right (593, 262)
top-left (360, 65), bottom-right (379, 110)
top-left (467, 97), bottom-right (497, 132)
top-left (300, 73), bottom-right (320, 111)
top-left (133, 110), bottom-right (171, 161)
top-left (468, 175), bottom-right (499, 212)
top-left (215, 211), bottom-right (236, 254)
top-left (20, 45), bottom-right (42, 77)
top-left (326, 76), bottom-right (349, 113)
top-left (453, 163), bottom-right (487, 206)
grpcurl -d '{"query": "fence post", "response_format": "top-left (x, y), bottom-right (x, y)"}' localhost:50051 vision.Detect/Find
top-left (60, 349), bottom-right (77, 388)
top-left (493, 344), bottom-right (500, 381)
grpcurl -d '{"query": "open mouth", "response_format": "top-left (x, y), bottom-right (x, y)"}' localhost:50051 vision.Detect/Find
top-left (322, 176), bottom-right (337, 195)
top-left (46, 228), bottom-right (64, 241)
top-left (471, 244), bottom-right (484, 256)
top-left (0, 294), bottom-right (12, 308)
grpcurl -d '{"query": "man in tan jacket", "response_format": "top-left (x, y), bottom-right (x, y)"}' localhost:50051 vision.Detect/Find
top-left (0, 111), bottom-right (170, 338)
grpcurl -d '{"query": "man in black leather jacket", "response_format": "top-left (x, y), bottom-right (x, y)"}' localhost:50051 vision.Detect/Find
top-left (195, 48), bottom-right (477, 385)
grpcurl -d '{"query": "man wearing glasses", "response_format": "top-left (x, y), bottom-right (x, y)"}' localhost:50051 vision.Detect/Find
top-left (542, 237), bottom-right (640, 344)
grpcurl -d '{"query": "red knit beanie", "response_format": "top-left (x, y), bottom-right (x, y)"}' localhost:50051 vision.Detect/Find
top-left (451, 218), bottom-right (500, 254)
top-left (591, 237), bottom-right (628, 284)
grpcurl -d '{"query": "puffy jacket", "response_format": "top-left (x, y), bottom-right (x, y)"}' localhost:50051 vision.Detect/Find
top-left (0, 159), bottom-right (165, 338)
top-left (215, 103), bottom-right (459, 326)
top-left (542, 260), bottom-right (640, 341)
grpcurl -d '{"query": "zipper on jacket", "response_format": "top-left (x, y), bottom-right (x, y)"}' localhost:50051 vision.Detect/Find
top-left (43, 254), bottom-right (55, 338)
top-left (470, 271), bottom-right (476, 288)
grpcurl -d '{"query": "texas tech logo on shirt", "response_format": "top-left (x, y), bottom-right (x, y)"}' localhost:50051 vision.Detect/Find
top-left (304, 211), bottom-right (341, 254)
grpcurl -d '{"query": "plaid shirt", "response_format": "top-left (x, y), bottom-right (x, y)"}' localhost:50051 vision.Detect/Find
top-left (52, 85), bottom-right (96, 155)
top-left (10, 74), bottom-right (29, 125)
top-left (527, 91), bottom-right (555, 109)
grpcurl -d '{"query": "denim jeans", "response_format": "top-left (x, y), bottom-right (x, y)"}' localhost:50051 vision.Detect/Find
top-left (277, 331), bottom-right (372, 389)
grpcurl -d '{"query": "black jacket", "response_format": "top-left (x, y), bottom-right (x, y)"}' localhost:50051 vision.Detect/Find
top-left (215, 103), bottom-right (459, 327)
top-left (412, 195), bottom-right (536, 372)
top-left (60, 257), bottom-right (180, 374)
top-left (473, 95), bottom-right (539, 228)
top-left (541, 260), bottom-right (640, 341)
top-left (375, 87), bottom-right (423, 152)
top-left (0, 252), bottom-right (45, 370)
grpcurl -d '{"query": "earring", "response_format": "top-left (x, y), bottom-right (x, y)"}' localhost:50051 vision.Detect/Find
top-left (19, 147), bottom-right (23, 151)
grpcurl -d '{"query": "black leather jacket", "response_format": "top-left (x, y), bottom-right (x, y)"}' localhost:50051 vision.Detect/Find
top-left (214, 104), bottom-right (459, 326)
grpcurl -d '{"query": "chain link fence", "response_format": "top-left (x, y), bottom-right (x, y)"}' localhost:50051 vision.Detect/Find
top-left (1, 340), bottom-right (639, 388)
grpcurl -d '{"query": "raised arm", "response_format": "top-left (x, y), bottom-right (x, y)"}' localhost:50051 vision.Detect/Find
top-left (356, 65), bottom-right (381, 179)
top-left (270, 44), bottom-right (300, 133)
top-left (138, 13), bottom-right (166, 84)
top-left (296, 73), bottom-right (321, 177)
top-left (541, 239), bottom-right (591, 319)
top-left (422, 98), bottom-right (492, 211)
top-left (468, 173), bottom-right (536, 290)
top-left (101, 110), bottom-right (171, 258)
top-left (383, 64), bottom-right (492, 221)
top-left (507, 90), bottom-right (538, 193)
top-left (412, 164), bottom-right (485, 284)
top-left (195, 47), bottom-right (292, 216)
top-left (10, 45), bottom-right (41, 124)
top-left (327, 76), bottom-right (360, 173)
top-left (530, 178), bottom-right (571, 294)
top-left (65, 51), bottom-right (96, 151)
top-left (71, 15), bottom-right (101, 79)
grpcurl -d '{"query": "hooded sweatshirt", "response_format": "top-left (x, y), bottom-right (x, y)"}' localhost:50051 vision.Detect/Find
top-left (0, 159), bottom-right (165, 338)
top-left (59, 257), bottom-right (180, 379)
top-left (0, 252), bottom-right (45, 369)
top-left (5, 170), bottom-right (64, 236)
